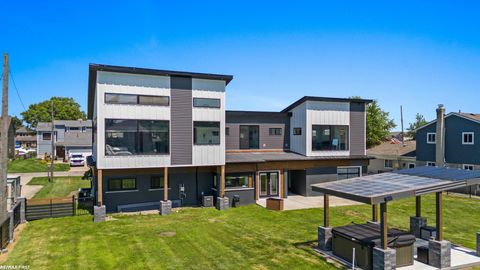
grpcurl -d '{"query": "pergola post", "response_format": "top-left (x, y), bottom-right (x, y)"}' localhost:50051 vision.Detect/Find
top-left (159, 167), bottom-right (172, 216)
top-left (372, 204), bottom-right (378, 222)
top-left (428, 191), bottom-right (451, 268)
top-left (372, 202), bottom-right (396, 269)
top-left (318, 193), bottom-right (332, 251)
top-left (410, 195), bottom-right (427, 238)
top-left (93, 168), bottom-right (106, 222)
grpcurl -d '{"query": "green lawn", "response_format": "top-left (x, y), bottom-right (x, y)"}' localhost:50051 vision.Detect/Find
top-left (28, 176), bottom-right (90, 199)
top-left (4, 194), bottom-right (480, 269)
top-left (8, 158), bottom-right (70, 173)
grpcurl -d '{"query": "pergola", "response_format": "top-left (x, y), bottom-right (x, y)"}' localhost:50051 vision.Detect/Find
top-left (311, 166), bottom-right (480, 267)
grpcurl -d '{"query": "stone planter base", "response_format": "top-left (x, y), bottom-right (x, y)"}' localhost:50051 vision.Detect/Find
top-left (160, 200), bottom-right (172, 216)
top-left (93, 205), bottom-right (106, 223)
top-left (428, 239), bottom-right (451, 268)
top-left (216, 197), bottom-right (229, 210)
top-left (318, 226), bottom-right (332, 251)
top-left (410, 216), bottom-right (427, 238)
top-left (372, 247), bottom-right (396, 270)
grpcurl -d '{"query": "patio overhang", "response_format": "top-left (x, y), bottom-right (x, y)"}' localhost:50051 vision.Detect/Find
top-left (311, 166), bottom-right (480, 205)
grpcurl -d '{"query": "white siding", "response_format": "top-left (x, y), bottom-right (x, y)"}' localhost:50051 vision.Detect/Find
top-left (289, 102), bottom-right (307, 155)
top-left (192, 90), bottom-right (225, 166)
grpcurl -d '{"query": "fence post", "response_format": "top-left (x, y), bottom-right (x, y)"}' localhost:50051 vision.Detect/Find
top-left (19, 197), bottom-right (26, 223)
top-left (8, 211), bottom-right (13, 243)
top-left (72, 195), bottom-right (76, 216)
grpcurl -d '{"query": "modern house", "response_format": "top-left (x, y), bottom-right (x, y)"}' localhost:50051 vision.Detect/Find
top-left (367, 139), bottom-right (416, 174)
top-left (15, 126), bottom-right (36, 149)
top-left (87, 64), bottom-right (372, 213)
top-left (416, 105), bottom-right (480, 170)
top-left (36, 120), bottom-right (92, 159)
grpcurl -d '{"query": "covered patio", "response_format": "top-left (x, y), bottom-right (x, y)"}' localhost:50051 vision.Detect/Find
top-left (312, 166), bottom-right (480, 269)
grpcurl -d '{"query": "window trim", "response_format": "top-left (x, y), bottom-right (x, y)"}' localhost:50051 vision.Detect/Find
top-left (293, 128), bottom-right (302, 136)
top-left (104, 93), bottom-right (170, 106)
top-left (463, 164), bottom-right (474, 170)
top-left (384, 160), bottom-right (393, 169)
top-left (426, 132), bottom-right (436, 144)
top-left (311, 125), bottom-right (349, 151)
top-left (193, 121), bottom-right (221, 145)
top-left (269, 128), bottom-right (282, 136)
top-left (462, 132), bottom-right (474, 145)
top-left (192, 97), bottom-right (221, 108)
top-left (107, 177), bottom-right (137, 191)
top-left (337, 166), bottom-right (362, 180)
top-left (426, 161), bottom-right (436, 167)
top-left (42, 132), bottom-right (52, 141)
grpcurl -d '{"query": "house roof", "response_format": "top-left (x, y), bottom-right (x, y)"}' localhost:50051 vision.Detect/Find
top-left (226, 151), bottom-right (370, 163)
top-left (15, 126), bottom-right (33, 134)
top-left (312, 166), bottom-right (480, 204)
top-left (87, 63), bottom-right (234, 118)
top-left (56, 132), bottom-right (92, 147)
top-left (281, 96), bottom-right (373, 113)
top-left (36, 120), bottom-right (92, 131)
top-left (416, 112), bottom-right (480, 132)
top-left (367, 140), bottom-right (416, 158)
top-left (15, 135), bottom-right (36, 142)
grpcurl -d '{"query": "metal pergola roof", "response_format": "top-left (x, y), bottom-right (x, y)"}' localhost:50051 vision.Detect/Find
top-left (311, 166), bottom-right (480, 205)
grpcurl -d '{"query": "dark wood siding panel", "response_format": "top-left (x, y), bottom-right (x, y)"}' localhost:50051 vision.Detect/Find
top-left (349, 102), bottom-right (366, 156)
top-left (171, 88), bottom-right (192, 165)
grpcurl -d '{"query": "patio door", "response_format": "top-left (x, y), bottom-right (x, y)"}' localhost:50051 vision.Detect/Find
top-left (259, 172), bottom-right (279, 197)
top-left (239, 125), bottom-right (259, 149)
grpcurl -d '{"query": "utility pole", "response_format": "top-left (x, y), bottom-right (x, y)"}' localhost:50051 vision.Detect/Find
top-left (1, 53), bottom-right (10, 222)
top-left (49, 101), bottom-right (55, 182)
top-left (400, 105), bottom-right (405, 146)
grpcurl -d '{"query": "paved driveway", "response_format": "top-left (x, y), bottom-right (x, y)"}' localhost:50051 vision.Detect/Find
top-left (257, 193), bottom-right (360, 210)
top-left (8, 166), bottom-right (88, 199)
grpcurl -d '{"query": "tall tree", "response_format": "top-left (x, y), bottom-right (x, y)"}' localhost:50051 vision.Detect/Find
top-left (406, 113), bottom-right (428, 140)
top-left (365, 100), bottom-right (396, 148)
top-left (21, 97), bottom-right (86, 128)
top-left (11, 116), bottom-right (23, 129)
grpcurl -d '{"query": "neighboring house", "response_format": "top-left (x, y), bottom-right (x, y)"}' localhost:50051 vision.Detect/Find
top-left (416, 105), bottom-right (480, 170)
top-left (367, 140), bottom-right (416, 174)
top-left (36, 120), bottom-right (92, 159)
top-left (87, 64), bottom-right (372, 212)
top-left (15, 126), bottom-right (37, 149)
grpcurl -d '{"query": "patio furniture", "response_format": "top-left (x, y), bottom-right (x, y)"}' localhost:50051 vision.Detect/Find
top-left (332, 223), bottom-right (416, 269)
top-left (420, 226), bottom-right (437, 240)
top-left (417, 246), bottom-right (429, 264)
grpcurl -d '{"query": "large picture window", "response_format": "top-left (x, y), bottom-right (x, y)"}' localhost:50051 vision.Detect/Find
top-left (193, 98), bottom-right (221, 108)
top-left (150, 175), bottom-right (165, 189)
top-left (312, 125), bottom-right (349, 151)
top-left (105, 93), bottom-right (169, 106)
top-left (108, 178), bottom-right (137, 191)
top-left (337, 167), bottom-right (361, 180)
top-left (194, 121), bottom-right (220, 145)
top-left (225, 174), bottom-right (253, 189)
top-left (105, 119), bottom-right (169, 156)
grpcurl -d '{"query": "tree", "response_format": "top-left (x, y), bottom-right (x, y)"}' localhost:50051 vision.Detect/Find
top-left (11, 116), bottom-right (23, 129)
top-left (365, 100), bottom-right (396, 148)
top-left (406, 113), bottom-right (428, 140)
top-left (21, 97), bottom-right (86, 128)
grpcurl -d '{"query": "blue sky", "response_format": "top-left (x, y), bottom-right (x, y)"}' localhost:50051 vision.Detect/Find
top-left (2, 1), bottom-right (480, 128)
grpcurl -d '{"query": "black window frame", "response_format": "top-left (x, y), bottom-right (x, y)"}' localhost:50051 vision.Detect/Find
top-left (269, 128), bottom-right (282, 136)
top-left (105, 93), bottom-right (170, 106)
top-left (462, 132), bottom-right (474, 145)
top-left (108, 178), bottom-right (137, 191)
top-left (312, 125), bottom-right (349, 151)
top-left (337, 167), bottom-right (361, 180)
top-left (150, 175), bottom-right (165, 189)
top-left (193, 97), bottom-right (221, 108)
top-left (193, 121), bottom-right (221, 145)
top-left (42, 132), bottom-right (52, 140)
top-left (225, 127), bottom-right (230, 136)
top-left (293, 128), bottom-right (302, 135)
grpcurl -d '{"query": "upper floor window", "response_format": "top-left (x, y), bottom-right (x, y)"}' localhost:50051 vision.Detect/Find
top-left (269, 128), bottom-right (282, 136)
top-left (194, 121), bottom-right (220, 145)
top-left (239, 125), bottom-right (259, 149)
top-left (225, 127), bottom-right (230, 136)
top-left (193, 98), bottom-right (220, 108)
top-left (42, 133), bottom-right (52, 140)
top-left (463, 164), bottom-right (474, 171)
top-left (105, 119), bottom-right (169, 156)
top-left (427, 133), bottom-right (436, 144)
top-left (293, 128), bottom-right (302, 135)
top-left (105, 93), bottom-right (169, 106)
top-left (462, 132), bottom-right (474, 145)
top-left (312, 125), bottom-right (349, 151)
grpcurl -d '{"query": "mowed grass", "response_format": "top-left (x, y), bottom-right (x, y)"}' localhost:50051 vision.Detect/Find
top-left (4, 194), bottom-right (480, 270)
top-left (8, 158), bottom-right (70, 173)
top-left (28, 176), bottom-right (90, 199)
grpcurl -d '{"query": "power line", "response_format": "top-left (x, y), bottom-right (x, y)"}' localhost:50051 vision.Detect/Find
top-left (8, 70), bottom-right (26, 111)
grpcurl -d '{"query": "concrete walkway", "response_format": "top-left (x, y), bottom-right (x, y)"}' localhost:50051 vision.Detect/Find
top-left (256, 193), bottom-right (360, 210)
top-left (8, 166), bottom-right (88, 199)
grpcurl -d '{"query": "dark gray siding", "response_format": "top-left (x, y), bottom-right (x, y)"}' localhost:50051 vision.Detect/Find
top-left (416, 123), bottom-right (436, 162)
top-left (224, 189), bottom-right (255, 207)
top-left (349, 102), bottom-right (366, 156)
top-left (171, 85), bottom-right (193, 165)
top-left (445, 115), bottom-right (480, 165)
top-left (225, 111), bottom-right (290, 150)
top-left (102, 167), bottom-right (215, 212)
top-left (289, 170), bottom-right (307, 196)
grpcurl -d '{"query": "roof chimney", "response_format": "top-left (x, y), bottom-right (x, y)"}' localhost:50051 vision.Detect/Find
top-left (435, 104), bottom-right (445, 167)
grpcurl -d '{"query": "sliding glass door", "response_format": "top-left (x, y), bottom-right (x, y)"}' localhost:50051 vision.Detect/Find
top-left (259, 172), bottom-right (279, 197)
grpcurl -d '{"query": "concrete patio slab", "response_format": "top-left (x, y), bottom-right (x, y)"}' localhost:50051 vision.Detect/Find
top-left (256, 193), bottom-right (360, 210)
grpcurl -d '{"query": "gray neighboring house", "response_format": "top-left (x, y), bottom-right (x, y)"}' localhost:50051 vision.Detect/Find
top-left (367, 140), bottom-right (416, 174)
top-left (36, 120), bottom-right (92, 159)
top-left (416, 105), bottom-right (480, 170)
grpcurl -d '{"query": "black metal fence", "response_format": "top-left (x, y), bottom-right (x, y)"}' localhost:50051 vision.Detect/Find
top-left (26, 196), bottom-right (93, 221)
top-left (0, 217), bottom-right (9, 250)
